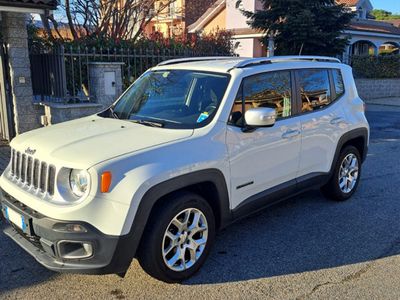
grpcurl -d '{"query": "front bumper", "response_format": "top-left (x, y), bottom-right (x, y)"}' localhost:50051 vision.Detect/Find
top-left (0, 189), bottom-right (133, 275)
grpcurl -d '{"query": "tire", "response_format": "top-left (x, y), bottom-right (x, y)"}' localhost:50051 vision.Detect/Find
top-left (137, 191), bottom-right (216, 283)
top-left (322, 145), bottom-right (362, 201)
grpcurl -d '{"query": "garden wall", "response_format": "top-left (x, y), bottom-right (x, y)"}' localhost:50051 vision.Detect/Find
top-left (355, 78), bottom-right (400, 100)
top-left (43, 103), bottom-right (103, 124)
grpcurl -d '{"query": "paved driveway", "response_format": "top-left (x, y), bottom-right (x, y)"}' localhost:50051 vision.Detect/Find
top-left (1, 104), bottom-right (400, 299)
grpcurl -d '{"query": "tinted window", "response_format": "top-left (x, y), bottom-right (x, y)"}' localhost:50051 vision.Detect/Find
top-left (333, 69), bottom-right (345, 99)
top-left (298, 69), bottom-right (331, 113)
top-left (229, 71), bottom-right (292, 126)
top-left (112, 70), bottom-right (230, 129)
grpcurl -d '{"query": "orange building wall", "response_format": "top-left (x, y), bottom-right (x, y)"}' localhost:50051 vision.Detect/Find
top-left (203, 7), bottom-right (226, 33)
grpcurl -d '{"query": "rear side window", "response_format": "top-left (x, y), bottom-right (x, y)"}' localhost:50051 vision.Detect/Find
top-left (229, 71), bottom-right (292, 127)
top-left (332, 69), bottom-right (345, 99)
top-left (298, 69), bottom-right (331, 113)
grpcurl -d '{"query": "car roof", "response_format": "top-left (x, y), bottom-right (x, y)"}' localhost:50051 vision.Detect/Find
top-left (151, 56), bottom-right (344, 73)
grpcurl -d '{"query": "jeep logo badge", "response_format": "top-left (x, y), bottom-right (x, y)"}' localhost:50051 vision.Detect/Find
top-left (25, 147), bottom-right (36, 155)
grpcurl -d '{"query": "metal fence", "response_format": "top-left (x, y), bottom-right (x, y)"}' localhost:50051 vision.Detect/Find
top-left (29, 45), bottom-right (230, 103)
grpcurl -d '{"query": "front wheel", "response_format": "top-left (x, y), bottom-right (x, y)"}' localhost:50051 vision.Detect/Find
top-left (137, 192), bottom-right (215, 283)
top-left (322, 145), bottom-right (362, 201)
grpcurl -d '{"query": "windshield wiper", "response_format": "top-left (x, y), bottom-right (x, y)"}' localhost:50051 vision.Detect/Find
top-left (131, 119), bottom-right (165, 128)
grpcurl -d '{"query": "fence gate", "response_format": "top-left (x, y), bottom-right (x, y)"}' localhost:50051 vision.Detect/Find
top-left (0, 42), bottom-right (15, 141)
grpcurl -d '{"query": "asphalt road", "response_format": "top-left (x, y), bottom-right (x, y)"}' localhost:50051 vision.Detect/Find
top-left (1, 104), bottom-right (400, 299)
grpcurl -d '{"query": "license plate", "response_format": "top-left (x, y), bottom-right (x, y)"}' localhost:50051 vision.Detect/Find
top-left (4, 206), bottom-right (26, 231)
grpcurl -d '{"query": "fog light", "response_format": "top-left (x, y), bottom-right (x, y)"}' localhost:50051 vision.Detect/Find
top-left (57, 241), bottom-right (93, 259)
top-left (53, 223), bottom-right (87, 233)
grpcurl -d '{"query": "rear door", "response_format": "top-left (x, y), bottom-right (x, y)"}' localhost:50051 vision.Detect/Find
top-left (295, 68), bottom-right (350, 179)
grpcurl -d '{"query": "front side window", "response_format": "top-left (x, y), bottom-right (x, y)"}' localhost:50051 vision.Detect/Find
top-left (298, 69), bottom-right (331, 113)
top-left (229, 71), bottom-right (292, 127)
top-left (111, 70), bottom-right (230, 129)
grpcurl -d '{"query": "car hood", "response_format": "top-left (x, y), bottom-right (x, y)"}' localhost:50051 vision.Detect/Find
top-left (10, 116), bottom-right (194, 169)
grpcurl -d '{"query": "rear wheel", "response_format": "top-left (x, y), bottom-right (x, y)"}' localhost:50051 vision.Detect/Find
top-left (137, 192), bottom-right (215, 283)
top-left (322, 146), bottom-right (361, 201)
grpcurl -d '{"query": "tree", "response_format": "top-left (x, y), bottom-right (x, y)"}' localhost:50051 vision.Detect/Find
top-left (42, 0), bottom-right (178, 42)
top-left (371, 9), bottom-right (400, 20)
top-left (243, 0), bottom-right (355, 56)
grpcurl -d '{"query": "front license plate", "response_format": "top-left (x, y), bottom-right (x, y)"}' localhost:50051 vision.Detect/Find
top-left (4, 206), bottom-right (26, 231)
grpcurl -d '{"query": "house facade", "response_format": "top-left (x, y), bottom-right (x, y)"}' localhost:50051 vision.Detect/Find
top-left (187, 0), bottom-right (400, 59)
top-left (144, 0), bottom-right (185, 38)
top-left (144, 0), bottom-right (216, 39)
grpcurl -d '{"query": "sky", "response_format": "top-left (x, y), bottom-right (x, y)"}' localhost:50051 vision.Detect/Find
top-left (371, 0), bottom-right (400, 14)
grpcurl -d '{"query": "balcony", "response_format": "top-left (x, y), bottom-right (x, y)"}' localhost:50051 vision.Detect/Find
top-left (147, 7), bottom-right (184, 22)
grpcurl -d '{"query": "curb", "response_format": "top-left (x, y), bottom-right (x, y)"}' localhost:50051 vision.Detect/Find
top-left (366, 102), bottom-right (400, 108)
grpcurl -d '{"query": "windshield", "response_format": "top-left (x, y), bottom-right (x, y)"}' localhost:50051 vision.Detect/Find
top-left (110, 70), bottom-right (231, 129)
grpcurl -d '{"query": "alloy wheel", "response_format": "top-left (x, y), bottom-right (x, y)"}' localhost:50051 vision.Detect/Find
top-left (162, 208), bottom-right (208, 272)
top-left (338, 153), bottom-right (359, 194)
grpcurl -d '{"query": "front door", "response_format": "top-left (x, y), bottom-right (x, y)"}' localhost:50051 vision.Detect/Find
top-left (226, 70), bottom-right (301, 210)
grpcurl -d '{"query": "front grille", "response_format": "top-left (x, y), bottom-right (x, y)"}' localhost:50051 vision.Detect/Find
top-left (10, 149), bottom-right (56, 196)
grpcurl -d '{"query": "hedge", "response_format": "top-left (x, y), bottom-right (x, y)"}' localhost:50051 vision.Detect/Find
top-left (352, 55), bottom-right (400, 79)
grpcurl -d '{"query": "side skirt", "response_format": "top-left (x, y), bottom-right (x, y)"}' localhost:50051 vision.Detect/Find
top-left (231, 173), bottom-right (329, 222)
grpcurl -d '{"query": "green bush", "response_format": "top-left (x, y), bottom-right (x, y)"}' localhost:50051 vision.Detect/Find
top-left (352, 55), bottom-right (400, 79)
top-left (29, 28), bottom-right (234, 57)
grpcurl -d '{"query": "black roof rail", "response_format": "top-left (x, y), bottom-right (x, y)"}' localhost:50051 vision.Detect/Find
top-left (234, 56), bottom-right (341, 68)
top-left (157, 56), bottom-right (237, 66)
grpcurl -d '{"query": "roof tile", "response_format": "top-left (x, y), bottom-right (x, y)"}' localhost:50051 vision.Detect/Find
top-left (336, 0), bottom-right (359, 6)
top-left (349, 19), bottom-right (400, 35)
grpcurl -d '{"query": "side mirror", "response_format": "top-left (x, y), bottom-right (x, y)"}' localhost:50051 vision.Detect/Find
top-left (244, 107), bottom-right (276, 129)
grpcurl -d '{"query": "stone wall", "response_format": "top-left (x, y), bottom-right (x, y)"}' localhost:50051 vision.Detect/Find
top-left (355, 79), bottom-right (400, 100)
top-left (43, 103), bottom-right (103, 125)
top-left (1, 12), bottom-right (43, 134)
top-left (89, 62), bottom-right (124, 109)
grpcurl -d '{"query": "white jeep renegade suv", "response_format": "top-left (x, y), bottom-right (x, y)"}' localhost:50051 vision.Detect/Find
top-left (0, 56), bottom-right (369, 282)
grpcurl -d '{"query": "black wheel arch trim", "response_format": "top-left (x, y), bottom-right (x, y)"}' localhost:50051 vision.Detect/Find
top-left (110, 168), bottom-right (231, 275)
top-left (330, 127), bottom-right (368, 170)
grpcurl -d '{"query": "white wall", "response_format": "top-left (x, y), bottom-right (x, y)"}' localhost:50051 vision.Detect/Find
top-left (233, 38), bottom-right (255, 57)
top-left (356, 0), bottom-right (373, 19)
top-left (345, 32), bottom-right (400, 51)
top-left (226, 0), bottom-right (256, 29)
top-left (340, 31), bottom-right (400, 63)
top-left (227, 0), bottom-right (265, 57)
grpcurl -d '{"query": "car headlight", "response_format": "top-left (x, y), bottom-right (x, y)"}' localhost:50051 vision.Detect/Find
top-left (69, 169), bottom-right (90, 198)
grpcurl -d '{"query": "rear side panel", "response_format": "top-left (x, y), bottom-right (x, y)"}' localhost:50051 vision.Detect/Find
top-left (340, 66), bottom-right (370, 146)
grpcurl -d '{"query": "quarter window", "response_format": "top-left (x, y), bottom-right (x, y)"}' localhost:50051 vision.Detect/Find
top-left (229, 71), bottom-right (292, 127)
top-left (332, 69), bottom-right (345, 99)
top-left (298, 69), bottom-right (331, 112)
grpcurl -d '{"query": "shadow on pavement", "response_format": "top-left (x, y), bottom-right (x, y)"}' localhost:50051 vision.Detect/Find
top-left (0, 220), bottom-right (57, 293)
top-left (186, 186), bottom-right (400, 284)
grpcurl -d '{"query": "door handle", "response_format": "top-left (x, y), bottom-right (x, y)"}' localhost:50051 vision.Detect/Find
top-left (330, 117), bottom-right (344, 125)
top-left (282, 129), bottom-right (301, 139)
